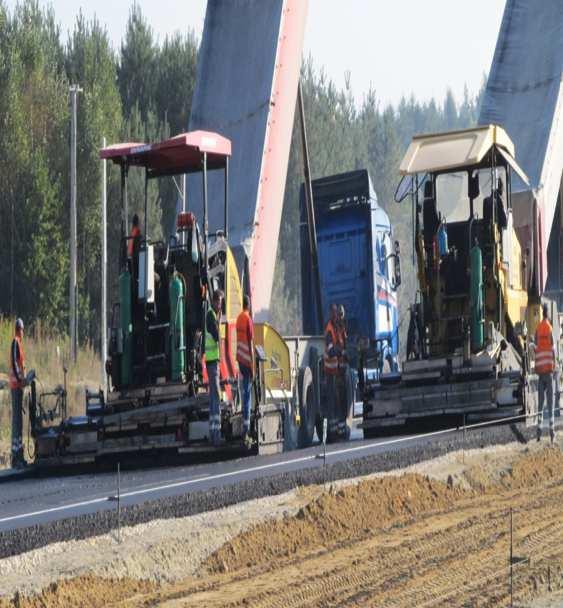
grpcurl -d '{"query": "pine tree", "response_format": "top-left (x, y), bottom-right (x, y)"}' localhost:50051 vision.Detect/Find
top-left (118, 2), bottom-right (158, 122)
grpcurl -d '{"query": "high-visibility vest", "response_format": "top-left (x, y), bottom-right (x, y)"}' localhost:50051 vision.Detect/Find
top-left (236, 310), bottom-right (253, 369)
top-left (128, 225), bottom-right (141, 257)
top-left (205, 309), bottom-right (220, 363)
top-left (324, 320), bottom-right (344, 375)
top-left (535, 319), bottom-right (555, 374)
top-left (8, 334), bottom-right (25, 389)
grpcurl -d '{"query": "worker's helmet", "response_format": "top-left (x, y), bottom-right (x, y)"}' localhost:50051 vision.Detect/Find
top-left (338, 305), bottom-right (345, 320)
top-left (15, 318), bottom-right (24, 331)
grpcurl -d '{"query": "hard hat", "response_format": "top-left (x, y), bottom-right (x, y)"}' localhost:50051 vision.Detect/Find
top-left (15, 318), bottom-right (24, 331)
top-left (338, 305), bottom-right (345, 319)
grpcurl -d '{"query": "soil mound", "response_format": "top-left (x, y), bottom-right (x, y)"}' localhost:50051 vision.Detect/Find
top-left (205, 447), bottom-right (563, 575)
top-left (205, 472), bottom-right (468, 574)
top-left (503, 445), bottom-right (563, 489)
top-left (0, 575), bottom-right (155, 608)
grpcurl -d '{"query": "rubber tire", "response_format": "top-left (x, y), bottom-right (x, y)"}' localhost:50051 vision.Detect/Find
top-left (298, 367), bottom-right (315, 448)
top-left (283, 400), bottom-right (299, 451)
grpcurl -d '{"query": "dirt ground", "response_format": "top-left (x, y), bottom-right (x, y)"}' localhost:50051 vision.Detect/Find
top-left (2, 439), bottom-right (563, 607)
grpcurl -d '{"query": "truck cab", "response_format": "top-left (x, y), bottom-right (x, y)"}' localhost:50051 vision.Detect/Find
top-left (300, 169), bottom-right (400, 372)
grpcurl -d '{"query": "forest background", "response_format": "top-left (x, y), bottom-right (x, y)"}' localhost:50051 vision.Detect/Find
top-left (0, 1), bottom-right (486, 351)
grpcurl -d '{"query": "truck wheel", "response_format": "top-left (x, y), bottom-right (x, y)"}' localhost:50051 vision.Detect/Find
top-left (298, 367), bottom-right (315, 448)
top-left (284, 399), bottom-right (300, 451)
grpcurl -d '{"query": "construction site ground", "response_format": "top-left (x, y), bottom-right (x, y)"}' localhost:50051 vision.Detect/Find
top-left (1, 436), bottom-right (563, 607)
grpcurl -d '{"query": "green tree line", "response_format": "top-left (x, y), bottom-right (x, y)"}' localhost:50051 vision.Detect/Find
top-left (0, 1), bottom-right (484, 355)
top-left (0, 1), bottom-right (197, 344)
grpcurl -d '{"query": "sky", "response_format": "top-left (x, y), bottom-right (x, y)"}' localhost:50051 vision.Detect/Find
top-left (5, 0), bottom-right (506, 107)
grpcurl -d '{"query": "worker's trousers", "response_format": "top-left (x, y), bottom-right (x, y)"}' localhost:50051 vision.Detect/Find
top-left (207, 362), bottom-right (221, 446)
top-left (327, 374), bottom-right (347, 440)
top-left (11, 388), bottom-right (24, 467)
top-left (239, 363), bottom-right (252, 434)
top-left (537, 373), bottom-right (555, 434)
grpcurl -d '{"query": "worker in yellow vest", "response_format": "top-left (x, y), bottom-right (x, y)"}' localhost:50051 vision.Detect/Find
top-left (534, 303), bottom-right (556, 443)
top-left (205, 290), bottom-right (224, 447)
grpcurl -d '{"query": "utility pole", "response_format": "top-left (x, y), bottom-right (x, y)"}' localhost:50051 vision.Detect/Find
top-left (101, 136), bottom-right (108, 392)
top-left (297, 81), bottom-right (324, 332)
top-left (69, 84), bottom-right (82, 362)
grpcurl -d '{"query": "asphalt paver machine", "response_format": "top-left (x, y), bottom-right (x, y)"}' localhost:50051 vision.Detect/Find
top-left (30, 131), bottom-right (289, 465)
top-left (361, 125), bottom-right (545, 433)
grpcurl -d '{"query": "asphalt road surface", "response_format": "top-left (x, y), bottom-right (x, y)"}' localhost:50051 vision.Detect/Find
top-left (0, 422), bottom-right (460, 533)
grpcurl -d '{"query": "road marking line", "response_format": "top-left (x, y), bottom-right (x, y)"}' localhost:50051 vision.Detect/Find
top-left (325, 427), bottom-right (456, 457)
top-left (0, 454), bottom-right (316, 525)
top-left (0, 497), bottom-right (109, 525)
top-left (5, 411), bottom-right (547, 526)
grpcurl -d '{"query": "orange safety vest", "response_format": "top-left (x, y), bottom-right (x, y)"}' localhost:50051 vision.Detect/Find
top-left (128, 225), bottom-right (141, 257)
top-left (324, 320), bottom-right (345, 375)
top-left (8, 334), bottom-right (25, 389)
top-left (236, 310), bottom-right (254, 370)
top-left (535, 319), bottom-right (555, 374)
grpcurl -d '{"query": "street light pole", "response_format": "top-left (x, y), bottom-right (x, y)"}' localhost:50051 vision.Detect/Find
top-left (69, 84), bottom-right (82, 363)
top-left (101, 136), bottom-right (107, 391)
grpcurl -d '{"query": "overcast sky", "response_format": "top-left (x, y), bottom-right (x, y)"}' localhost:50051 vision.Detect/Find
top-left (6, 0), bottom-right (506, 107)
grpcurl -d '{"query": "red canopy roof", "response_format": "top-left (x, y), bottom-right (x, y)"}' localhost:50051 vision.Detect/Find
top-left (100, 130), bottom-right (231, 176)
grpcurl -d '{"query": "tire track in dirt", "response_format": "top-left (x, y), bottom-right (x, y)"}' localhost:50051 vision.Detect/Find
top-left (145, 452), bottom-right (563, 608)
top-left (114, 481), bottom-right (563, 608)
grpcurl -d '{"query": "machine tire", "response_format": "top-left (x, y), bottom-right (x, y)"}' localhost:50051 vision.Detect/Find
top-left (298, 366), bottom-right (315, 448)
top-left (283, 398), bottom-right (300, 451)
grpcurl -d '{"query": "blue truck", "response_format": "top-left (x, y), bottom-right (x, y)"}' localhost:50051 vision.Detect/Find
top-left (300, 169), bottom-right (401, 372)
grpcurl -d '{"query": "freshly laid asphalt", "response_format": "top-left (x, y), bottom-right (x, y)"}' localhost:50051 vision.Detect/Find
top-left (0, 426), bottom-right (445, 531)
top-left (0, 418), bottom-right (541, 559)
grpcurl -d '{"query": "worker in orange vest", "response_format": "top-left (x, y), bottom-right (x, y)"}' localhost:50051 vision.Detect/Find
top-left (128, 213), bottom-right (141, 258)
top-left (236, 295), bottom-right (255, 440)
top-left (324, 304), bottom-right (347, 440)
top-left (9, 318), bottom-right (27, 468)
top-left (534, 303), bottom-right (556, 443)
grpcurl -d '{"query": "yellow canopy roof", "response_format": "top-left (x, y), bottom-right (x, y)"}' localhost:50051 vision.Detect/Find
top-left (399, 124), bottom-right (529, 185)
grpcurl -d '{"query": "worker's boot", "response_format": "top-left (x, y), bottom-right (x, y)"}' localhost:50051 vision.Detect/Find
top-left (242, 432), bottom-right (252, 451)
top-left (550, 429), bottom-right (555, 445)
